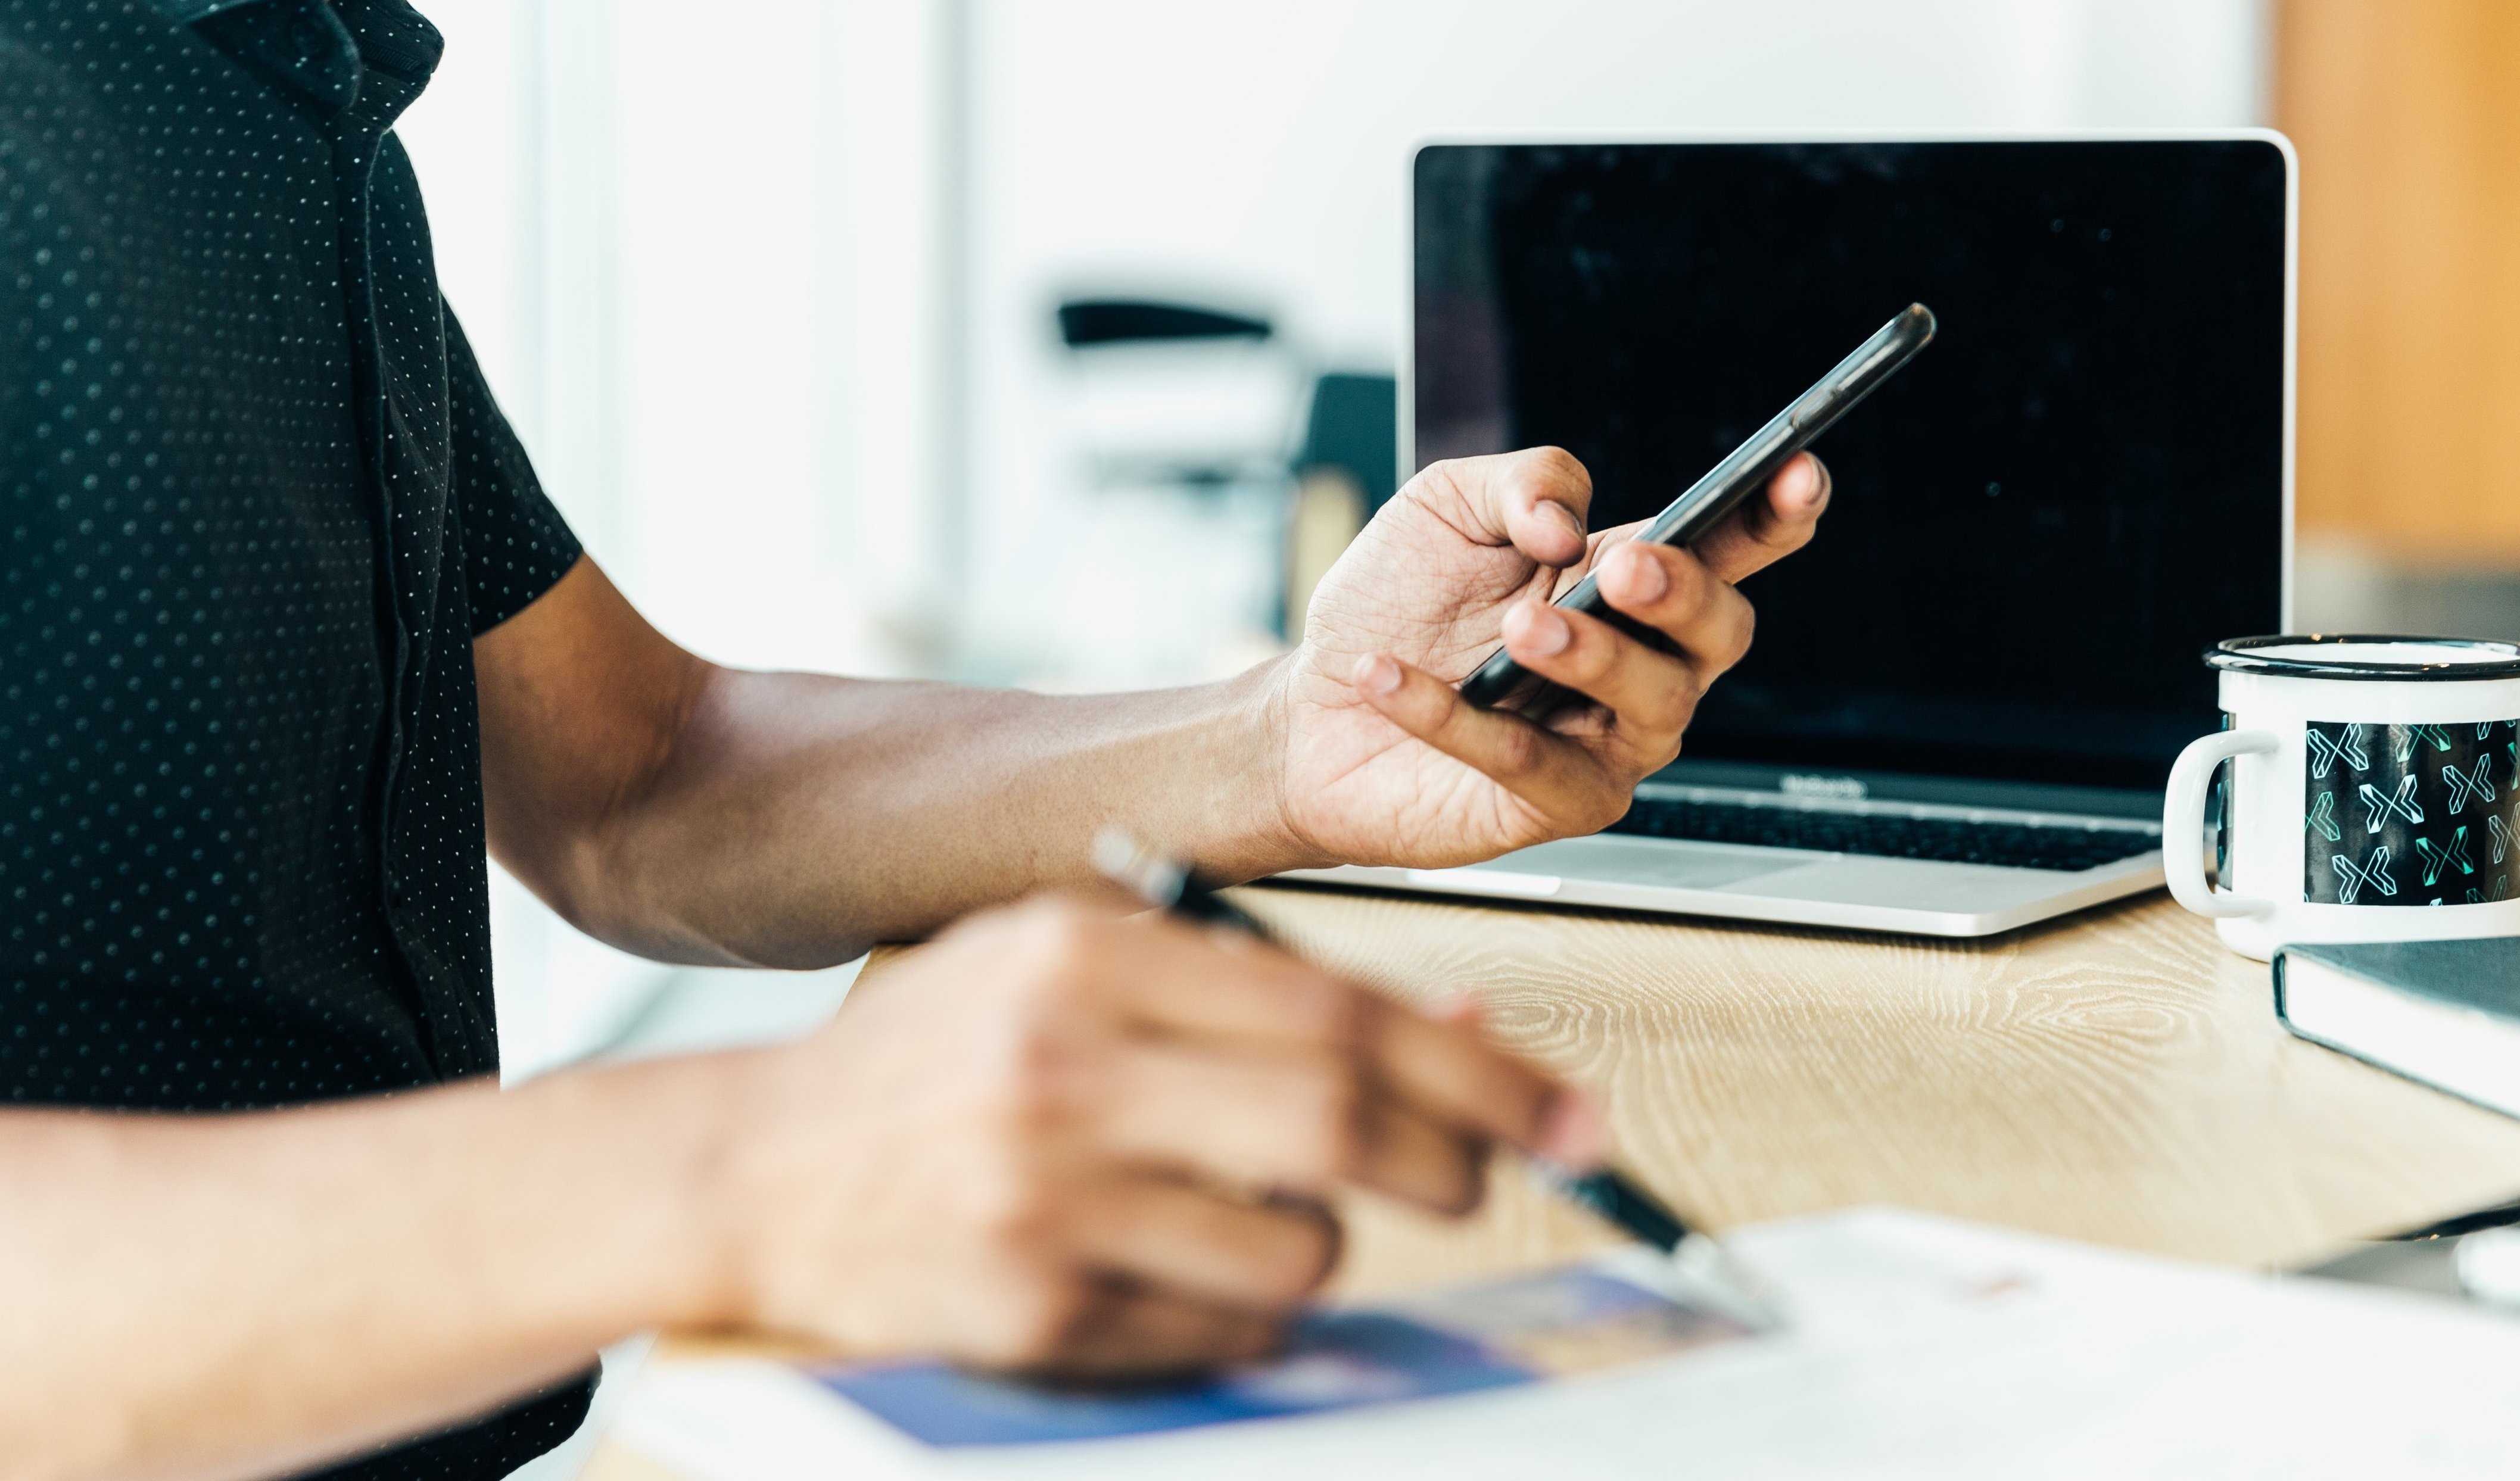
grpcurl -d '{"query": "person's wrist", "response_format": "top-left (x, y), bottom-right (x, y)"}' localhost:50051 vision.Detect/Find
top-left (1203, 654), bottom-right (1335, 880)
top-left (587, 1048), bottom-right (782, 1333)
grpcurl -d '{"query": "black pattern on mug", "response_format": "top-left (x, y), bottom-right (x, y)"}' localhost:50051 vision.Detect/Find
top-left (2303, 718), bottom-right (2520, 906)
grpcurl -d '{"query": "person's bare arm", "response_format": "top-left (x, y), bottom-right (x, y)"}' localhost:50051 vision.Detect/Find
top-left (0, 1058), bottom-right (735, 1481)
top-left (1, 900), bottom-right (1592, 1481)
top-left (473, 562), bottom-right (1295, 967)
top-left (476, 448), bottom-right (1829, 967)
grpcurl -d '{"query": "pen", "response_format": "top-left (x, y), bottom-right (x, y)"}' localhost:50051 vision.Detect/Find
top-left (1091, 830), bottom-right (1786, 1332)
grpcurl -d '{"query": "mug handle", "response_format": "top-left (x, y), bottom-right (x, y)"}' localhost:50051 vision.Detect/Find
top-left (2163, 729), bottom-right (2279, 919)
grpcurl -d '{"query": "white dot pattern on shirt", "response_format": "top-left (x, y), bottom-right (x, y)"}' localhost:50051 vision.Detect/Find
top-left (1, 0), bottom-right (589, 1474)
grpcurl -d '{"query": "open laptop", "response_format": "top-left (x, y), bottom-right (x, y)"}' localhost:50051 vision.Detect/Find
top-left (1284, 135), bottom-right (2294, 937)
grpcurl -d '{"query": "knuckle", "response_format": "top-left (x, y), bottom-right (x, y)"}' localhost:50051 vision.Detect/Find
top-left (1025, 969), bottom-right (1099, 1030)
top-left (1749, 494), bottom-right (1809, 549)
top-left (1569, 624), bottom-right (1618, 682)
top-left (971, 1156), bottom-right (1064, 1254)
top-left (1410, 458), bottom-right (1472, 510)
top-left (1677, 674), bottom-right (1709, 727)
top-left (1580, 786), bottom-right (1636, 837)
top-left (1639, 677), bottom-right (1694, 737)
top-left (1487, 721), bottom-right (1546, 778)
top-left (982, 1021), bottom-right (1102, 1148)
top-left (993, 1024), bottom-right (1088, 1131)
top-left (1285, 972), bottom-right (1365, 1050)
top-left (1656, 680), bottom-right (1705, 751)
top-left (988, 1270), bottom-right (1095, 1368)
top-left (1720, 600), bottom-right (1758, 668)
top-left (1528, 444), bottom-right (1591, 494)
top-left (1002, 917), bottom-right (1112, 1026)
top-left (1261, 1208), bottom-right (1345, 1304)
top-left (1663, 548), bottom-right (1712, 608)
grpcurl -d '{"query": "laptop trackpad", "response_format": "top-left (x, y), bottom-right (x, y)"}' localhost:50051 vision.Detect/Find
top-left (1477, 835), bottom-right (1799, 891)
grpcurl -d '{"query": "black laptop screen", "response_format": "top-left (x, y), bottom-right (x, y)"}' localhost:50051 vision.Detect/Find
top-left (1413, 140), bottom-right (2288, 799)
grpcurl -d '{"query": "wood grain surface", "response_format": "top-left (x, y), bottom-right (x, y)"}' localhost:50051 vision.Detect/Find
top-left (587, 886), bottom-right (2520, 1480)
top-left (1236, 885), bottom-right (2520, 1286)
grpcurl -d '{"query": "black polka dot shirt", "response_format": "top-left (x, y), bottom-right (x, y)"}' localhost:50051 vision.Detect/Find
top-left (3, 0), bottom-right (593, 1474)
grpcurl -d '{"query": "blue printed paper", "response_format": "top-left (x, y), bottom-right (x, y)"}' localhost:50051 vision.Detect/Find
top-left (814, 1266), bottom-right (1749, 1448)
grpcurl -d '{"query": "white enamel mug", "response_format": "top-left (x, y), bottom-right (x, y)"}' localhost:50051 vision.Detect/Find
top-left (2163, 635), bottom-right (2520, 961)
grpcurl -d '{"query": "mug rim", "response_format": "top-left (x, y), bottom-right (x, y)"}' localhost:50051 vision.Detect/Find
top-left (2206, 633), bottom-right (2520, 681)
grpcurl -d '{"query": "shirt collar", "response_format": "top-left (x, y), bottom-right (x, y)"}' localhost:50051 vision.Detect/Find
top-left (153, 0), bottom-right (444, 119)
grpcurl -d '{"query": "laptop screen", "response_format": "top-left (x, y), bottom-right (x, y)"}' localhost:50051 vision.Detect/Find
top-left (1413, 140), bottom-right (2288, 805)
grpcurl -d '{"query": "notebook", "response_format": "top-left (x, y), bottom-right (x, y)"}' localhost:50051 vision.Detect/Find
top-left (2274, 938), bottom-right (2520, 1118)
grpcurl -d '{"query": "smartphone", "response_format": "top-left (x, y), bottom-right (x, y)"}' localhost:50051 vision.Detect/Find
top-left (1455, 303), bottom-right (1937, 713)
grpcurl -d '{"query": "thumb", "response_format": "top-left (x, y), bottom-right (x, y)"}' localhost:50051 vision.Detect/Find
top-left (1417, 446), bottom-right (1594, 568)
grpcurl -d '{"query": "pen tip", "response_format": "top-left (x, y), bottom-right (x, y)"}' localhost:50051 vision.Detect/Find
top-left (1673, 1232), bottom-right (1790, 1331)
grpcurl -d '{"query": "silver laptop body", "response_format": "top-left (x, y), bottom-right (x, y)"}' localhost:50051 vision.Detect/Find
top-left (1285, 133), bottom-right (2295, 938)
top-left (1283, 778), bottom-right (2171, 939)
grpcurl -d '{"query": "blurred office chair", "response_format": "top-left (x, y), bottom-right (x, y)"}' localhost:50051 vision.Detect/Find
top-left (1052, 295), bottom-right (1291, 493)
top-left (1285, 370), bottom-right (1397, 637)
top-left (1055, 297), bottom-right (1271, 348)
top-left (1049, 292), bottom-right (1397, 648)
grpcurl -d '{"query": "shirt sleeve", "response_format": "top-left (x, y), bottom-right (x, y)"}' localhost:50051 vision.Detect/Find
top-left (443, 301), bottom-right (584, 634)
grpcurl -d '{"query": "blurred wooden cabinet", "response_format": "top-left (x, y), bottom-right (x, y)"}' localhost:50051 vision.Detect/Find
top-left (2278, 0), bottom-right (2520, 565)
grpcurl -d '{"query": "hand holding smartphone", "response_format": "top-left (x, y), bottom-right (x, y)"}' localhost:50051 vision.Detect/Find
top-left (1456, 304), bottom-right (1936, 713)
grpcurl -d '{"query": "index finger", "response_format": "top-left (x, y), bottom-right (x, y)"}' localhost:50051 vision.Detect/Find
top-left (1097, 913), bottom-right (1600, 1162)
top-left (1689, 451), bottom-right (1830, 584)
top-left (1350, 992), bottom-right (1602, 1163)
top-left (1095, 906), bottom-right (1368, 1046)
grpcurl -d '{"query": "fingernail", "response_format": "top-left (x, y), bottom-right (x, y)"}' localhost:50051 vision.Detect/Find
top-left (1543, 503), bottom-right (1585, 543)
top-left (1616, 545), bottom-right (1668, 601)
top-left (1802, 454), bottom-right (1830, 502)
top-left (1510, 603), bottom-right (1571, 656)
top-left (1354, 653), bottom-right (1403, 696)
top-left (1537, 1088), bottom-right (1608, 1166)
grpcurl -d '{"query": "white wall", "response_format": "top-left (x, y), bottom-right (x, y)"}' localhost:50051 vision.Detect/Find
top-left (410, 0), bottom-right (964, 678)
top-left (406, 0), bottom-right (962, 1072)
top-left (959, 0), bottom-right (2272, 668)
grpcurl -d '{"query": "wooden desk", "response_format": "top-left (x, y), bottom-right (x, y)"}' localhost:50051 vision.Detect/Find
top-left (587, 888), bottom-right (2520, 1479)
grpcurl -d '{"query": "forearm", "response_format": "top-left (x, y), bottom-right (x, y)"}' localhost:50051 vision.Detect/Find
top-left (0, 1056), bottom-right (745, 1481)
top-left (578, 661), bottom-right (1313, 968)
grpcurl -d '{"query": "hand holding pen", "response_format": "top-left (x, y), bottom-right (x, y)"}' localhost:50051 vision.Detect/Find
top-left (1095, 831), bottom-right (1784, 1331)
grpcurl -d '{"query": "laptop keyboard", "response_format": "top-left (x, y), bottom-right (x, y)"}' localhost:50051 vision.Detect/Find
top-left (1612, 794), bottom-right (2160, 873)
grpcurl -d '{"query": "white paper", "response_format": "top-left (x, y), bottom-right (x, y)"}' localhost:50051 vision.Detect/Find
top-left (610, 1208), bottom-right (2520, 1480)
